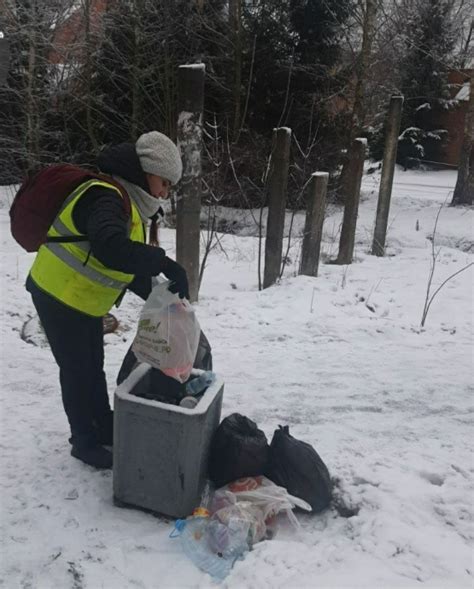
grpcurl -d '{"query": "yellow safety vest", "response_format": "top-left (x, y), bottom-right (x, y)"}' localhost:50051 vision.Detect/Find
top-left (30, 179), bottom-right (145, 317)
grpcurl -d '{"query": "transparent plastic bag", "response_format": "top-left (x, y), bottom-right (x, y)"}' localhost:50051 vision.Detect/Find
top-left (132, 281), bottom-right (200, 383)
top-left (171, 514), bottom-right (248, 581)
top-left (210, 502), bottom-right (267, 545)
top-left (206, 514), bottom-right (251, 558)
top-left (207, 477), bottom-right (311, 548)
top-left (174, 516), bottom-right (234, 580)
top-left (217, 476), bottom-right (312, 530)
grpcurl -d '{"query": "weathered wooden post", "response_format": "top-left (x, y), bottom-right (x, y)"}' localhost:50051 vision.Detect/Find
top-left (372, 95), bottom-right (404, 256)
top-left (0, 34), bottom-right (10, 86)
top-left (263, 127), bottom-right (291, 289)
top-left (300, 172), bottom-right (329, 277)
top-left (336, 137), bottom-right (367, 265)
top-left (176, 63), bottom-right (205, 302)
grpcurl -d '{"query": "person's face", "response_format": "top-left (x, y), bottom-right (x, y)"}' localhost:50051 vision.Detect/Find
top-left (146, 174), bottom-right (171, 199)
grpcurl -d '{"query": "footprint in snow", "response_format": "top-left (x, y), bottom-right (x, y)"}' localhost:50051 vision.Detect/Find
top-left (419, 471), bottom-right (445, 486)
top-left (64, 516), bottom-right (79, 529)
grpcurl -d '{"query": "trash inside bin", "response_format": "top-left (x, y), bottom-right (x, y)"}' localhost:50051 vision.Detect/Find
top-left (130, 368), bottom-right (186, 404)
top-left (129, 368), bottom-right (216, 407)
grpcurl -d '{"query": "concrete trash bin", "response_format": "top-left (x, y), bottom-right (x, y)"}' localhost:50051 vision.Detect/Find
top-left (113, 364), bottom-right (224, 518)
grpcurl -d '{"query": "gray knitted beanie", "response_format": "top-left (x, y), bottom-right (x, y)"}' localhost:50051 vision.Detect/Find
top-left (135, 131), bottom-right (183, 185)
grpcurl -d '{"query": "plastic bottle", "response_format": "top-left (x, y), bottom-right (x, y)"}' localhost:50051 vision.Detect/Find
top-left (175, 518), bottom-right (235, 580)
top-left (195, 481), bottom-right (211, 516)
top-left (179, 396), bottom-right (199, 409)
top-left (171, 482), bottom-right (248, 580)
top-left (206, 515), bottom-right (250, 560)
top-left (186, 371), bottom-right (216, 397)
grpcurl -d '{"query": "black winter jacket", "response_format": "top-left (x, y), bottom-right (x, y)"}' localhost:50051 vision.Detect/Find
top-left (28, 142), bottom-right (162, 301)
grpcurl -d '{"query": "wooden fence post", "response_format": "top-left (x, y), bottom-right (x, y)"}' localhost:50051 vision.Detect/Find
top-left (372, 95), bottom-right (404, 256)
top-left (263, 127), bottom-right (291, 289)
top-left (300, 172), bottom-right (329, 277)
top-left (0, 35), bottom-right (10, 86)
top-left (336, 138), bottom-right (367, 264)
top-left (176, 64), bottom-right (205, 302)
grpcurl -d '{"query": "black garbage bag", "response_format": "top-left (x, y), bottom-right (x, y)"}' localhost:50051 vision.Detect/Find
top-left (209, 413), bottom-right (269, 488)
top-left (265, 425), bottom-right (332, 513)
top-left (193, 330), bottom-right (213, 373)
top-left (116, 344), bottom-right (140, 387)
top-left (116, 329), bottom-right (213, 386)
top-left (130, 367), bottom-right (187, 404)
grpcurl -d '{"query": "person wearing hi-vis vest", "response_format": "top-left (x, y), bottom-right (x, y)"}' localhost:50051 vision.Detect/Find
top-left (26, 131), bottom-right (188, 469)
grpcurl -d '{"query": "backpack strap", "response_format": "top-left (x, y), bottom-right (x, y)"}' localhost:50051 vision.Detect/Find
top-left (45, 174), bottom-right (131, 245)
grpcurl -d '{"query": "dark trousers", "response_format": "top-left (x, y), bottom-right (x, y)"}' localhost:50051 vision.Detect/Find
top-left (29, 282), bottom-right (111, 448)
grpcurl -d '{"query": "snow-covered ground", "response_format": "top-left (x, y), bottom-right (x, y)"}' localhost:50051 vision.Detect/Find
top-left (0, 168), bottom-right (473, 588)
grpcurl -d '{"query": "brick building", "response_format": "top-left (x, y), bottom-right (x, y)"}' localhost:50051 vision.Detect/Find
top-left (49, 0), bottom-right (108, 65)
top-left (435, 69), bottom-right (472, 167)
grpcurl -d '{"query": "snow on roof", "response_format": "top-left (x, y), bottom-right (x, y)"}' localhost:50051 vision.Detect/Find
top-left (455, 82), bottom-right (470, 101)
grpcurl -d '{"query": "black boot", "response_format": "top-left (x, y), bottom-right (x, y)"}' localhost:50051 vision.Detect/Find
top-left (71, 444), bottom-right (112, 469)
top-left (95, 412), bottom-right (113, 446)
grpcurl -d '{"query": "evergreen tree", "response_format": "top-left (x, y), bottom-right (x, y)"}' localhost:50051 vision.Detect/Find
top-left (397, 0), bottom-right (456, 166)
top-left (231, 0), bottom-right (353, 206)
top-left (241, 0), bottom-right (352, 137)
top-left (2, 0), bottom-right (354, 205)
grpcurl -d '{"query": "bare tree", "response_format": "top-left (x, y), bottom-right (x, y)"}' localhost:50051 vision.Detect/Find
top-left (82, 0), bottom-right (99, 151)
top-left (421, 202), bottom-right (473, 327)
top-left (0, 0), bottom-right (77, 180)
top-left (349, 0), bottom-right (379, 139)
top-left (229, 0), bottom-right (242, 138)
top-left (339, 0), bottom-right (378, 199)
top-left (452, 76), bottom-right (473, 206)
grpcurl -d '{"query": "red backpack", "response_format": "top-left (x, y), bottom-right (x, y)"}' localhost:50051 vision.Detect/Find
top-left (10, 164), bottom-right (131, 252)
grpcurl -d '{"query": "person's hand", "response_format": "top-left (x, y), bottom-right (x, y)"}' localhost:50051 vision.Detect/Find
top-left (162, 257), bottom-right (189, 299)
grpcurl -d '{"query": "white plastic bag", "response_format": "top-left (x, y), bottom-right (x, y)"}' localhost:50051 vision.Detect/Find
top-left (132, 280), bottom-right (200, 383)
top-left (211, 476), bottom-right (312, 544)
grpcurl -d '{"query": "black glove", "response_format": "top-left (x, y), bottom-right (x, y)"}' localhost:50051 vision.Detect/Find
top-left (162, 257), bottom-right (189, 299)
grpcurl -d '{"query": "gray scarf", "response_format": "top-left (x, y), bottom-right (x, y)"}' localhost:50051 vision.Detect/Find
top-left (113, 176), bottom-right (160, 222)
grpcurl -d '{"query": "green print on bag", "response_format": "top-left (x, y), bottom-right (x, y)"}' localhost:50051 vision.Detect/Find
top-left (138, 318), bottom-right (161, 334)
top-left (132, 281), bottom-right (201, 384)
